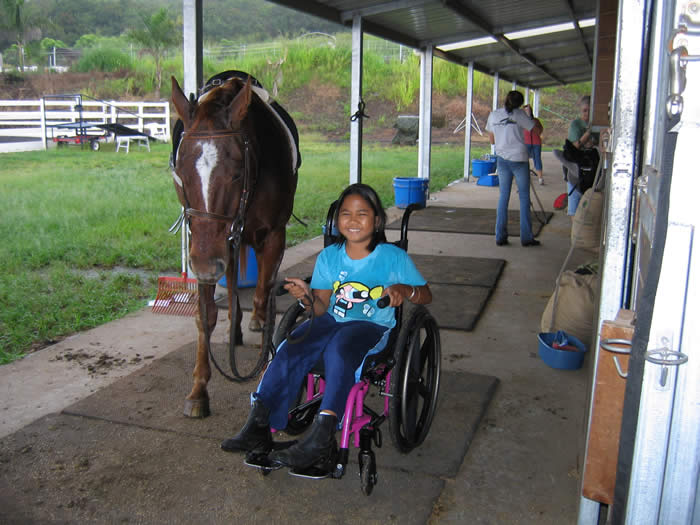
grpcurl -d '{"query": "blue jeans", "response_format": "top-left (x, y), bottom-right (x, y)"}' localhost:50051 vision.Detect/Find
top-left (567, 181), bottom-right (582, 216)
top-left (527, 144), bottom-right (543, 171)
top-left (496, 157), bottom-right (534, 244)
top-left (254, 313), bottom-right (387, 430)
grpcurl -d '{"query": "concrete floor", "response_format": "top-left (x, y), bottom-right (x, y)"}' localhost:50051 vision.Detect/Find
top-left (0, 152), bottom-right (593, 524)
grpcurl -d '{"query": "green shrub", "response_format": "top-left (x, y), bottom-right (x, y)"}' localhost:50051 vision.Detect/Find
top-left (73, 47), bottom-right (133, 73)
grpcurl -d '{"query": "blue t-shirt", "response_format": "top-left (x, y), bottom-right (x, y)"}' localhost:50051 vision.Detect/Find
top-left (310, 243), bottom-right (427, 329)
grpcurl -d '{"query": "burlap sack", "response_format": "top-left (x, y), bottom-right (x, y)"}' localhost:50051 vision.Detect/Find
top-left (541, 271), bottom-right (600, 348)
top-left (571, 189), bottom-right (604, 252)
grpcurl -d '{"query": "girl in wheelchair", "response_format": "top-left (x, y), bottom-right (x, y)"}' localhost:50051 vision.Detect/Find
top-left (221, 183), bottom-right (432, 474)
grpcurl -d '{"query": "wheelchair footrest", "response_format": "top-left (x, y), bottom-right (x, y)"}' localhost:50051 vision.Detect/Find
top-left (244, 450), bottom-right (284, 471)
top-left (288, 466), bottom-right (333, 479)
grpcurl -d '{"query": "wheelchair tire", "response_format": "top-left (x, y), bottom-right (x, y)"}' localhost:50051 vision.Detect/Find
top-left (272, 301), bottom-right (306, 349)
top-left (359, 451), bottom-right (377, 496)
top-left (273, 302), bottom-right (319, 435)
top-left (285, 378), bottom-right (320, 436)
top-left (388, 305), bottom-right (441, 453)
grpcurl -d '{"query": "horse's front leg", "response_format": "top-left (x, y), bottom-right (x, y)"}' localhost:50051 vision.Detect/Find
top-left (249, 228), bottom-right (285, 332)
top-left (183, 283), bottom-right (216, 418)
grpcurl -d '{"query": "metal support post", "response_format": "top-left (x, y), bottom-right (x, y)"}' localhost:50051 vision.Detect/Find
top-left (577, 0), bottom-right (647, 521)
top-left (625, 2), bottom-right (700, 521)
top-left (417, 46), bottom-right (433, 182)
top-left (183, 0), bottom-right (203, 100)
top-left (464, 62), bottom-right (474, 181)
top-left (492, 72), bottom-right (500, 111)
top-left (349, 15), bottom-right (364, 185)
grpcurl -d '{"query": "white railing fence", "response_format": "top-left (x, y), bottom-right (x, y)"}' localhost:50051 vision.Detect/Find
top-left (0, 97), bottom-right (171, 151)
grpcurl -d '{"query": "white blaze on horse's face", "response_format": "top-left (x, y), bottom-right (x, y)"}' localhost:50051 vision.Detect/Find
top-left (195, 141), bottom-right (219, 212)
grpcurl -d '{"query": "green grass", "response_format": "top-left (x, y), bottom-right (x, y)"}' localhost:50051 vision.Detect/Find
top-left (0, 138), bottom-right (486, 362)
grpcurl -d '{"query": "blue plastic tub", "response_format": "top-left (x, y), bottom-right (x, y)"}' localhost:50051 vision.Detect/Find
top-left (538, 332), bottom-right (587, 370)
top-left (393, 177), bottom-right (428, 208)
top-left (471, 158), bottom-right (496, 178)
top-left (218, 245), bottom-right (257, 289)
top-left (477, 174), bottom-right (499, 186)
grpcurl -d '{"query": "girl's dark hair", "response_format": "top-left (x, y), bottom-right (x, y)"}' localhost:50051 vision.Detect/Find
top-left (333, 183), bottom-right (387, 251)
top-left (504, 90), bottom-right (525, 113)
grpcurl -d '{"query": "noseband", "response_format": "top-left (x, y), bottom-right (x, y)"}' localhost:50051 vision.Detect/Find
top-left (178, 130), bottom-right (253, 247)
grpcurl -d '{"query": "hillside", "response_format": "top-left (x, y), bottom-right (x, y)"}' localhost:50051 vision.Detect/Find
top-left (1, 71), bottom-right (576, 147)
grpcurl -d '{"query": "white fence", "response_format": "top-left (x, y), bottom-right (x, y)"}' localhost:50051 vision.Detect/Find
top-left (0, 97), bottom-right (170, 153)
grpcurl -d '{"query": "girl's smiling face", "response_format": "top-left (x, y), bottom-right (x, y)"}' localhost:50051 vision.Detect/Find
top-left (337, 194), bottom-right (377, 249)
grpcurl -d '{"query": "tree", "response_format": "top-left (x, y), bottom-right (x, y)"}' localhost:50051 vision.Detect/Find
top-left (1, 0), bottom-right (29, 69)
top-left (127, 7), bottom-right (180, 99)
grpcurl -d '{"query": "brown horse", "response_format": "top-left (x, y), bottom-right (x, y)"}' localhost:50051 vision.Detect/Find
top-left (170, 73), bottom-right (298, 417)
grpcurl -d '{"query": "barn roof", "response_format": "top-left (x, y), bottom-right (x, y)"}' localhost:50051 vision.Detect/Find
top-left (268, 0), bottom-right (598, 88)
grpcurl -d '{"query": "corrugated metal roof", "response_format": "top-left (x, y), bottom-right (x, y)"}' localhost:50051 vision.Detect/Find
top-left (267, 0), bottom-right (598, 88)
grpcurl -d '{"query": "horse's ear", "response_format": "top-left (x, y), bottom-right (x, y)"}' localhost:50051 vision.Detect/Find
top-left (229, 76), bottom-right (253, 126)
top-left (171, 76), bottom-right (193, 127)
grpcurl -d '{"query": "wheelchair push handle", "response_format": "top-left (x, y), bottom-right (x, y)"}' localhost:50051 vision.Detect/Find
top-left (275, 276), bottom-right (312, 296)
top-left (377, 296), bottom-right (390, 309)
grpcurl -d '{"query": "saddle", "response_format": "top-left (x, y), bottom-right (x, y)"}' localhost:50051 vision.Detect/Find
top-left (171, 70), bottom-right (301, 172)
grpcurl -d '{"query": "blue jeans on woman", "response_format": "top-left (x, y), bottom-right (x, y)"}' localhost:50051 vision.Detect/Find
top-left (496, 157), bottom-right (534, 244)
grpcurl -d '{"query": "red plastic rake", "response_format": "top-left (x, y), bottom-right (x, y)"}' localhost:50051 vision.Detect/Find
top-left (152, 212), bottom-right (198, 316)
top-left (151, 272), bottom-right (198, 316)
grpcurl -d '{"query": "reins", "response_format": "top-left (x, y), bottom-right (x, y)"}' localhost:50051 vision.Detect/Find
top-left (177, 127), bottom-right (273, 383)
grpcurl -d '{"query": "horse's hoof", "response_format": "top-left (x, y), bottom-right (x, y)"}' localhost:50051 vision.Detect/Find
top-left (183, 397), bottom-right (211, 418)
top-left (248, 318), bottom-right (263, 332)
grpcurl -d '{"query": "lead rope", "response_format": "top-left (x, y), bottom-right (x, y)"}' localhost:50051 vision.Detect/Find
top-left (206, 140), bottom-right (271, 382)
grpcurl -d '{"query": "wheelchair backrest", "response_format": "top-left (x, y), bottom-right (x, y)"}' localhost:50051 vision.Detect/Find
top-left (323, 200), bottom-right (422, 251)
top-left (322, 198), bottom-right (423, 357)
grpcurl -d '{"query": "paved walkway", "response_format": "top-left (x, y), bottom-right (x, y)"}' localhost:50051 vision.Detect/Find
top-left (0, 152), bottom-right (592, 524)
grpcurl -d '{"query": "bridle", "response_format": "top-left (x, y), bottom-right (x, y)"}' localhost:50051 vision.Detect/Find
top-left (178, 129), bottom-right (253, 249)
top-left (174, 127), bottom-right (270, 383)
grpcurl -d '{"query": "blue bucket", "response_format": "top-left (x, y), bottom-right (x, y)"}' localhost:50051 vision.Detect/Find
top-left (537, 332), bottom-right (587, 370)
top-left (218, 245), bottom-right (257, 288)
top-left (477, 174), bottom-right (499, 186)
top-left (393, 177), bottom-right (428, 208)
top-left (471, 159), bottom-right (495, 178)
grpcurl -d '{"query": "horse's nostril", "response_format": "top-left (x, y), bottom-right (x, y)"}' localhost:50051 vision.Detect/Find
top-left (215, 259), bottom-right (226, 279)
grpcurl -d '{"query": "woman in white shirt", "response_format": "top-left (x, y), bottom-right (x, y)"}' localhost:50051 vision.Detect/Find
top-left (486, 91), bottom-right (544, 247)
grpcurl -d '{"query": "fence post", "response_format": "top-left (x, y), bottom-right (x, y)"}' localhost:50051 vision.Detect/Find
top-left (40, 98), bottom-right (47, 150)
top-left (138, 102), bottom-right (144, 133)
top-left (164, 102), bottom-right (171, 141)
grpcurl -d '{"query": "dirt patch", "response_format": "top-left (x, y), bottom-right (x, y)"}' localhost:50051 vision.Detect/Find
top-left (49, 345), bottom-right (156, 376)
top-left (1, 71), bottom-right (132, 100)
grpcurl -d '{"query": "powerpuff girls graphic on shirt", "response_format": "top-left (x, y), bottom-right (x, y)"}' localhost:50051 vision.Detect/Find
top-left (332, 280), bottom-right (384, 319)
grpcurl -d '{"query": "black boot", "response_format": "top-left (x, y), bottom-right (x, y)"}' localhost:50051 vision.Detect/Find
top-left (268, 412), bottom-right (338, 471)
top-left (221, 399), bottom-right (272, 453)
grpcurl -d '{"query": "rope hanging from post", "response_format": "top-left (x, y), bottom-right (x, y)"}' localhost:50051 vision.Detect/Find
top-left (350, 99), bottom-right (370, 121)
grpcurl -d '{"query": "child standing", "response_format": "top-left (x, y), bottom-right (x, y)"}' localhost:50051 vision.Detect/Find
top-left (221, 183), bottom-right (432, 473)
top-left (523, 105), bottom-right (545, 185)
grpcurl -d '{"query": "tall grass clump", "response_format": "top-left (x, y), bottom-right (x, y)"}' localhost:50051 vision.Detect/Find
top-left (284, 42), bottom-right (352, 89)
top-left (73, 47), bottom-right (133, 73)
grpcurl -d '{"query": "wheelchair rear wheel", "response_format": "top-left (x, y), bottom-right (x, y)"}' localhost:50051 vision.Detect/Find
top-left (274, 302), bottom-right (320, 435)
top-left (388, 305), bottom-right (441, 453)
top-left (272, 301), bottom-right (306, 349)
